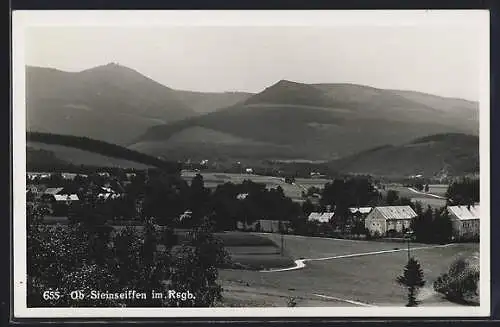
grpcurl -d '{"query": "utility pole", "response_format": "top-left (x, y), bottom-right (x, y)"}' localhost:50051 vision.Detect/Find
top-left (405, 230), bottom-right (414, 261)
top-left (407, 236), bottom-right (410, 261)
top-left (281, 232), bottom-right (284, 256)
top-left (280, 220), bottom-right (284, 256)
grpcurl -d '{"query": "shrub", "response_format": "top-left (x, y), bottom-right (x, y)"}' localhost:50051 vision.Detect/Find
top-left (433, 256), bottom-right (479, 304)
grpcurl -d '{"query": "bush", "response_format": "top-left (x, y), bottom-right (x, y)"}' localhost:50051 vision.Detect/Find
top-left (287, 297), bottom-right (297, 307)
top-left (433, 257), bottom-right (479, 304)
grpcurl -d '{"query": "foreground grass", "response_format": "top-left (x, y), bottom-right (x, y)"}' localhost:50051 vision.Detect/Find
top-left (219, 233), bottom-right (478, 306)
top-left (217, 231), bottom-right (295, 270)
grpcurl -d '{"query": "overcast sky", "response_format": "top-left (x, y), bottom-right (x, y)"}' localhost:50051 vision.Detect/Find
top-left (25, 23), bottom-right (484, 101)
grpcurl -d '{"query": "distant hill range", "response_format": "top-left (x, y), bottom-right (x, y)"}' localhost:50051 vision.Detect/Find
top-left (327, 133), bottom-right (479, 178)
top-left (26, 132), bottom-right (478, 179)
top-left (132, 79), bottom-right (478, 162)
top-left (26, 64), bottom-right (479, 170)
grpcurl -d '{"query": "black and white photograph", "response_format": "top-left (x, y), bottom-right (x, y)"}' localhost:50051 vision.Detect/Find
top-left (12, 10), bottom-right (490, 318)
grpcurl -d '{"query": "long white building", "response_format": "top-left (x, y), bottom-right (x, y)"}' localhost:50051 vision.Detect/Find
top-left (448, 204), bottom-right (480, 240)
top-left (364, 206), bottom-right (417, 236)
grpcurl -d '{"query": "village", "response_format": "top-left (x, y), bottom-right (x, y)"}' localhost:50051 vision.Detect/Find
top-left (26, 168), bottom-right (480, 243)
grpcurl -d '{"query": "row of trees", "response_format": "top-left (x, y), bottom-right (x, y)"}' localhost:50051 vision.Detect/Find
top-left (209, 180), bottom-right (301, 231)
top-left (446, 178), bottom-right (479, 206)
top-left (411, 203), bottom-right (453, 244)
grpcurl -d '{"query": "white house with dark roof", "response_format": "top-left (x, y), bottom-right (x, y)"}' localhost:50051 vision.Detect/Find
top-left (236, 193), bottom-right (249, 200)
top-left (308, 212), bottom-right (335, 223)
top-left (365, 206), bottom-right (417, 236)
top-left (349, 207), bottom-right (373, 215)
top-left (97, 186), bottom-right (122, 200)
top-left (448, 204), bottom-right (480, 240)
top-left (42, 187), bottom-right (79, 203)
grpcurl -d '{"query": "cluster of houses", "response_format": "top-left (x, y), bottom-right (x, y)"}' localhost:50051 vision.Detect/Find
top-left (305, 204), bottom-right (480, 240)
top-left (26, 172), bottom-right (128, 216)
top-left (236, 220), bottom-right (292, 233)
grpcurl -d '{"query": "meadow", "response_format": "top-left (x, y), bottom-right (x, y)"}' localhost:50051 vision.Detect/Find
top-left (218, 232), bottom-right (478, 307)
top-left (181, 171), bottom-right (332, 201)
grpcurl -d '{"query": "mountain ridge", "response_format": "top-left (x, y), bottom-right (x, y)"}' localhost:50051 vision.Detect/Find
top-left (25, 64), bottom-right (196, 145)
top-left (132, 73), bottom-right (478, 162)
top-left (26, 63), bottom-right (479, 164)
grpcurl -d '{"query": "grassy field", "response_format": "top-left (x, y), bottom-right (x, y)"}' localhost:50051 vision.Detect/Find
top-left (216, 232), bottom-right (295, 270)
top-left (218, 233), bottom-right (479, 307)
top-left (181, 171), bottom-right (331, 201)
top-left (383, 184), bottom-right (448, 209)
top-left (411, 197), bottom-right (447, 209)
top-left (427, 184), bottom-right (449, 196)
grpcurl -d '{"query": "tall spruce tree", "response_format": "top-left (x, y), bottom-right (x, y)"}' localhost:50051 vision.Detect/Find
top-left (396, 257), bottom-right (426, 307)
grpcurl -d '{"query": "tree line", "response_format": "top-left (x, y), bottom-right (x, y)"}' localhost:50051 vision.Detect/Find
top-left (27, 132), bottom-right (181, 172)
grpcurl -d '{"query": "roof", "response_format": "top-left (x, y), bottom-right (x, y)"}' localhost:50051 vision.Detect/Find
top-left (98, 193), bottom-right (121, 200)
top-left (349, 207), bottom-right (373, 214)
top-left (308, 212), bottom-right (334, 223)
top-left (236, 193), bottom-right (249, 200)
top-left (372, 206), bottom-right (417, 220)
top-left (448, 205), bottom-right (480, 221)
top-left (53, 194), bottom-right (79, 201)
top-left (44, 187), bottom-right (64, 195)
top-left (101, 187), bottom-right (117, 194)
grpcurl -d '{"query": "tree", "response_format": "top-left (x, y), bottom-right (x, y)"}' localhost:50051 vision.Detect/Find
top-left (433, 208), bottom-right (453, 244)
top-left (446, 178), bottom-right (479, 206)
top-left (412, 206), bottom-right (433, 243)
top-left (189, 174), bottom-right (211, 224)
top-left (351, 219), bottom-right (366, 236)
top-left (386, 190), bottom-right (399, 206)
top-left (169, 217), bottom-right (229, 307)
top-left (302, 199), bottom-right (314, 217)
top-left (396, 257), bottom-right (426, 307)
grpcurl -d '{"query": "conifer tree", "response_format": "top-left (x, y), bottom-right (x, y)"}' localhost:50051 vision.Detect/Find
top-left (397, 257), bottom-right (426, 307)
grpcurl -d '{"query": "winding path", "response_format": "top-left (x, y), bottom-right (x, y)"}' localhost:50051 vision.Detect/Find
top-left (407, 187), bottom-right (446, 199)
top-left (260, 243), bottom-right (456, 273)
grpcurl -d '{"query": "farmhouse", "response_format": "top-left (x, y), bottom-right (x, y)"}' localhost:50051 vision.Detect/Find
top-left (26, 184), bottom-right (47, 197)
top-left (237, 219), bottom-right (291, 233)
top-left (97, 186), bottom-right (122, 200)
top-left (364, 206), bottom-right (417, 237)
top-left (349, 207), bottom-right (372, 215)
top-left (42, 187), bottom-right (79, 203)
top-left (179, 210), bottom-right (192, 222)
top-left (308, 212), bottom-right (334, 223)
top-left (448, 204), bottom-right (480, 240)
top-left (236, 193), bottom-right (249, 200)
top-left (347, 207), bottom-right (373, 227)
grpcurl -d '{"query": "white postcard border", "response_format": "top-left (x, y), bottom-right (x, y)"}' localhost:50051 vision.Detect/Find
top-left (12, 9), bottom-right (491, 318)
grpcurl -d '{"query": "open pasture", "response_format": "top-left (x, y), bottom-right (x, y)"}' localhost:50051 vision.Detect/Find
top-left (219, 233), bottom-right (478, 307)
top-left (216, 232), bottom-right (295, 270)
